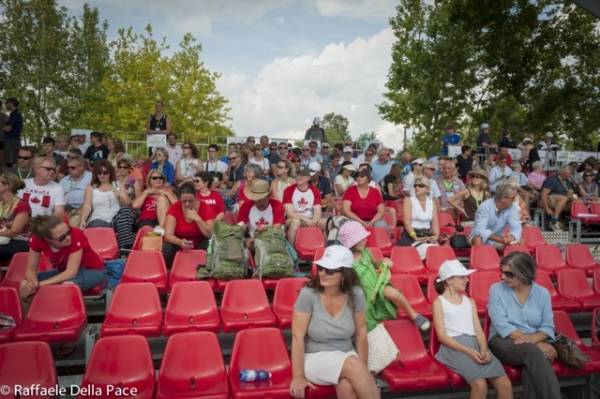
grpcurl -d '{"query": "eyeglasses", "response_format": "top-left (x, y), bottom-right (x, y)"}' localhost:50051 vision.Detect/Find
top-left (414, 184), bottom-right (428, 188)
top-left (229, 157), bottom-right (238, 160)
top-left (52, 231), bottom-right (71, 242)
top-left (500, 269), bottom-right (515, 279)
top-left (117, 165), bottom-right (130, 170)
top-left (365, 153), bottom-right (373, 156)
top-left (17, 156), bottom-right (31, 160)
top-left (98, 170), bottom-right (109, 176)
top-left (151, 176), bottom-right (164, 181)
top-left (357, 173), bottom-right (369, 178)
top-left (67, 165), bottom-right (79, 170)
top-left (317, 266), bottom-right (342, 275)
top-left (40, 166), bottom-right (55, 172)
top-left (193, 179), bottom-right (201, 184)
top-left (471, 175), bottom-right (484, 179)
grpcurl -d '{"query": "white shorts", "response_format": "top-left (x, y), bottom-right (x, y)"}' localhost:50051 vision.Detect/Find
top-left (304, 350), bottom-right (358, 385)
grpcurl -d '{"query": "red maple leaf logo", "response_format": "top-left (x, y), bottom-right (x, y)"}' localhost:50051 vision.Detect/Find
top-left (257, 217), bottom-right (268, 226)
top-left (298, 197), bottom-right (308, 207)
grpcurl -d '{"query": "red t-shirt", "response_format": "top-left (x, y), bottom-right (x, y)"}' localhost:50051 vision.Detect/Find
top-left (238, 199), bottom-right (285, 235)
top-left (196, 190), bottom-right (225, 216)
top-left (282, 184), bottom-right (322, 219)
top-left (0, 199), bottom-right (31, 240)
top-left (342, 185), bottom-right (383, 222)
top-left (29, 227), bottom-right (104, 271)
top-left (139, 195), bottom-right (158, 221)
top-left (167, 201), bottom-right (216, 246)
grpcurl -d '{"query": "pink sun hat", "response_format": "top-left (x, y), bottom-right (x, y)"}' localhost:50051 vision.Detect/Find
top-left (338, 220), bottom-right (371, 249)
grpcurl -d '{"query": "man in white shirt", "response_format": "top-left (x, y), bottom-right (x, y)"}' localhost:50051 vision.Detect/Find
top-left (203, 144), bottom-right (228, 174)
top-left (19, 156), bottom-right (66, 217)
top-left (166, 133), bottom-right (182, 164)
top-left (282, 167), bottom-right (324, 244)
top-left (60, 155), bottom-right (92, 210)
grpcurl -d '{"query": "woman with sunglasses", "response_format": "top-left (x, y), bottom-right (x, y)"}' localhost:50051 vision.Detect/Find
top-left (341, 169), bottom-right (388, 231)
top-left (175, 142), bottom-right (201, 184)
top-left (271, 159), bottom-right (295, 201)
top-left (290, 245), bottom-right (379, 399)
top-left (0, 173), bottom-right (30, 261)
top-left (115, 156), bottom-right (142, 202)
top-left (579, 171), bottom-right (599, 201)
top-left (79, 160), bottom-right (136, 249)
top-left (447, 168), bottom-right (491, 224)
top-left (334, 161), bottom-right (355, 197)
top-left (150, 147), bottom-right (176, 186)
top-left (193, 172), bottom-right (225, 221)
top-left (488, 252), bottom-right (560, 399)
top-left (133, 170), bottom-right (177, 228)
top-left (249, 144), bottom-right (270, 178)
top-left (162, 182), bottom-right (215, 267)
top-left (19, 214), bottom-right (106, 300)
top-left (399, 176), bottom-right (440, 258)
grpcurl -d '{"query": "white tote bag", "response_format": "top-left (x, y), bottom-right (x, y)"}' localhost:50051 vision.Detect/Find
top-left (367, 323), bottom-right (399, 374)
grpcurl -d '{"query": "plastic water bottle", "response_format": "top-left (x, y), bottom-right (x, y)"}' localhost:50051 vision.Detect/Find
top-left (239, 369), bottom-right (272, 382)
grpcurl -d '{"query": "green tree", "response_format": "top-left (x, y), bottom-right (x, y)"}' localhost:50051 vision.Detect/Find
top-left (356, 132), bottom-right (377, 149)
top-left (380, 0), bottom-right (600, 152)
top-left (322, 112), bottom-right (351, 144)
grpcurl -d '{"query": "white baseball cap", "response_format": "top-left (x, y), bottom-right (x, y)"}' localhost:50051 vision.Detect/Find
top-left (436, 260), bottom-right (476, 283)
top-left (308, 161), bottom-right (321, 176)
top-left (314, 245), bottom-right (354, 270)
top-left (343, 146), bottom-right (353, 153)
top-left (545, 132), bottom-right (553, 138)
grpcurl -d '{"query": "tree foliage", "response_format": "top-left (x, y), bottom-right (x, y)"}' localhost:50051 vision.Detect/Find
top-left (0, 0), bottom-right (231, 144)
top-left (322, 112), bottom-right (351, 144)
top-left (380, 0), bottom-right (600, 152)
top-left (356, 131), bottom-right (377, 149)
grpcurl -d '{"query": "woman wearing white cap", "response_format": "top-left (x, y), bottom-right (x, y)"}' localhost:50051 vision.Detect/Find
top-left (334, 161), bottom-right (356, 196)
top-left (290, 245), bottom-right (379, 399)
top-left (433, 260), bottom-right (512, 399)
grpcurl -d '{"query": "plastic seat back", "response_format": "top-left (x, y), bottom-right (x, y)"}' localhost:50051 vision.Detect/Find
top-left (389, 274), bottom-right (429, 311)
top-left (84, 227), bottom-right (119, 260)
top-left (310, 247), bottom-right (325, 277)
top-left (426, 274), bottom-right (439, 304)
top-left (522, 225), bottom-right (546, 250)
top-left (558, 268), bottom-right (596, 299)
top-left (157, 331), bottom-right (228, 399)
top-left (0, 341), bottom-right (56, 396)
top-left (503, 244), bottom-right (529, 257)
top-left (294, 227), bottom-right (325, 261)
top-left (164, 281), bottom-right (220, 335)
top-left (536, 244), bottom-right (567, 274)
top-left (132, 225), bottom-right (154, 251)
top-left (390, 246), bottom-right (426, 275)
top-left (1, 252), bottom-right (52, 288)
top-left (366, 227), bottom-right (393, 256)
top-left (571, 201), bottom-right (590, 219)
top-left (81, 335), bottom-right (155, 399)
top-left (101, 282), bottom-right (162, 337)
top-left (468, 271), bottom-right (501, 312)
top-left (368, 247), bottom-right (384, 263)
top-left (470, 245), bottom-right (500, 271)
top-left (535, 270), bottom-right (558, 297)
top-left (0, 287), bottom-right (21, 343)
top-left (384, 319), bottom-right (429, 364)
top-left (438, 212), bottom-right (456, 235)
top-left (553, 310), bottom-right (582, 346)
top-left (220, 279), bottom-right (276, 332)
top-left (121, 250), bottom-right (168, 292)
top-left (425, 246), bottom-right (456, 273)
top-left (595, 269), bottom-right (600, 294)
top-left (566, 244), bottom-right (597, 272)
top-left (229, 327), bottom-right (292, 394)
top-left (169, 250), bottom-right (207, 289)
top-left (14, 284), bottom-right (86, 343)
top-left (272, 278), bottom-right (308, 329)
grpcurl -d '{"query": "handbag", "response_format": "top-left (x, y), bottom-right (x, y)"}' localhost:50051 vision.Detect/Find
top-left (553, 334), bottom-right (590, 369)
top-left (449, 234), bottom-right (469, 249)
top-left (367, 323), bottom-right (399, 374)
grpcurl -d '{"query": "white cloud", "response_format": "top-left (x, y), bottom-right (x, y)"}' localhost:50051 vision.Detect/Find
top-left (310, 0), bottom-right (398, 20)
top-left (218, 27), bottom-right (407, 150)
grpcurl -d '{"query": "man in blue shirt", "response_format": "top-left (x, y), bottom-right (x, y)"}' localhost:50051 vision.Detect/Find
top-left (370, 147), bottom-right (394, 184)
top-left (541, 165), bottom-right (575, 232)
top-left (441, 123), bottom-right (462, 156)
top-left (470, 184), bottom-right (522, 249)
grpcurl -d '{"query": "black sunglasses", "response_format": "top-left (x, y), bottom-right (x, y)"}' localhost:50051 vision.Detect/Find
top-left (500, 269), bottom-right (515, 279)
top-left (193, 179), bottom-right (201, 184)
top-left (414, 183), bottom-right (428, 188)
top-left (356, 172), bottom-right (370, 178)
top-left (40, 166), bottom-right (55, 172)
top-left (52, 231), bottom-right (71, 242)
top-left (151, 176), bottom-right (164, 180)
top-left (98, 170), bottom-right (109, 176)
top-left (67, 166), bottom-right (79, 170)
top-left (17, 156), bottom-right (31, 160)
top-left (317, 265), bottom-right (342, 275)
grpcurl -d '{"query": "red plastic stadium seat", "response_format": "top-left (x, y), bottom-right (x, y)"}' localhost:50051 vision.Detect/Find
top-left (390, 246), bottom-right (429, 282)
top-left (557, 268), bottom-right (600, 311)
top-left (310, 247), bottom-right (325, 278)
top-left (121, 250), bottom-right (168, 293)
top-left (535, 270), bottom-right (581, 312)
top-left (553, 310), bottom-right (600, 375)
top-left (156, 331), bottom-right (229, 399)
top-left (389, 274), bottom-right (432, 318)
top-left (592, 308), bottom-right (600, 348)
top-left (570, 201), bottom-right (600, 223)
top-left (132, 225), bottom-right (154, 251)
top-left (426, 275), bottom-right (439, 304)
top-left (368, 247), bottom-right (384, 263)
top-left (566, 244), bottom-right (598, 275)
top-left (0, 341), bottom-right (57, 397)
top-left (468, 271), bottom-right (501, 315)
top-left (381, 319), bottom-right (449, 392)
top-left (101, 282), bottom-right (162, 337)
top-left (272, 278), bottom-right (308, 329)
top-left (590, 203), bottom-right (600, 219)
top-left (163, 281), bottom-right (220, 336)
top-left (305, 385), bottom-right (337, 399)
top-left (1, 252), bottom-right (52, 289)
top-left (14, 285), bottom-right (86, 343)
top-left (0, 287), bottom-right (21, 343)
top-left (220, 279), bottom-right (277, 332)
top-left (294, 227), bottom-right (325, 261)
top-left (229, 327), bottom-right (292, 399)
top-left (84, 227), bottom-right (119, 260)
top-left (428, 327), bottom-right (466, 387)
top-left (503, 244), bottom-right (530, 257)
top-left (595, 269), bottom-right (600, 295)
top-left (521, 226), bottom-right (546, 253)
top-left (366, 227), bottom-right (393, 257)
top-left (79, 335), bottom-right (155, 399)
top-left (535, 244), bottom-right (568, 277)
top-left (438, 212), bottom-right (456, 235)
top-left (470, 245), bottom-right (501, 271)
top-left (425, 246), bottom-right (456, 274)
top-left (481, 317), bottom-right (522, 381)
top-left (168, 250), bottom-right (208, 290)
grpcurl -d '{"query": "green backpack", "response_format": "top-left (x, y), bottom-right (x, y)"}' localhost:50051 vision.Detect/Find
top-left (197, 222), bottom-right (246, 280)
top-left (253, 226), bottom-right (294, 278)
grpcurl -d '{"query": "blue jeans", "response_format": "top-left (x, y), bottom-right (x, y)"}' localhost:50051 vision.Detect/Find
top-left (38, 268), bottom-right (107, 291)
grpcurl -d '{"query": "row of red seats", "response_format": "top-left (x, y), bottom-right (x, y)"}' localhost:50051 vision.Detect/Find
top-left (3, 308), bottom-right (600, 399)
top-left (571, 200), bottom-right (600, 224)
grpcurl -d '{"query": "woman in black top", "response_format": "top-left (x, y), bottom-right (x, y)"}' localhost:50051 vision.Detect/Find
top-left (447, 168), bottom-right (491, 223)
top-left (381, 163), bottom-right (403, 201)
top-left (145, 101), bottom-right (172, 135)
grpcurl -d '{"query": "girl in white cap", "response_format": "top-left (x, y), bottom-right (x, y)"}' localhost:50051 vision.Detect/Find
top-left (432, 260), bottom-right (512, 399)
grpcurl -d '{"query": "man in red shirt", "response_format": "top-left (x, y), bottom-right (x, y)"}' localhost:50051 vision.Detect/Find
top-left (282, 166), bottom-right (324, 244)
top-left (238, 179), bottom-right (285, 244)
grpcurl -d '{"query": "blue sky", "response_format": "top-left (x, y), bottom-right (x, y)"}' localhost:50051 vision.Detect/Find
top-left (58, 0), bottom-right (404, 148)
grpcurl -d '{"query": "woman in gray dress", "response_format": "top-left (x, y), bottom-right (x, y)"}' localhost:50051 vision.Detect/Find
top-left (433, 259), bottom-right (512, 399)
top-left (290, 245), bottom-right (380, 399)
